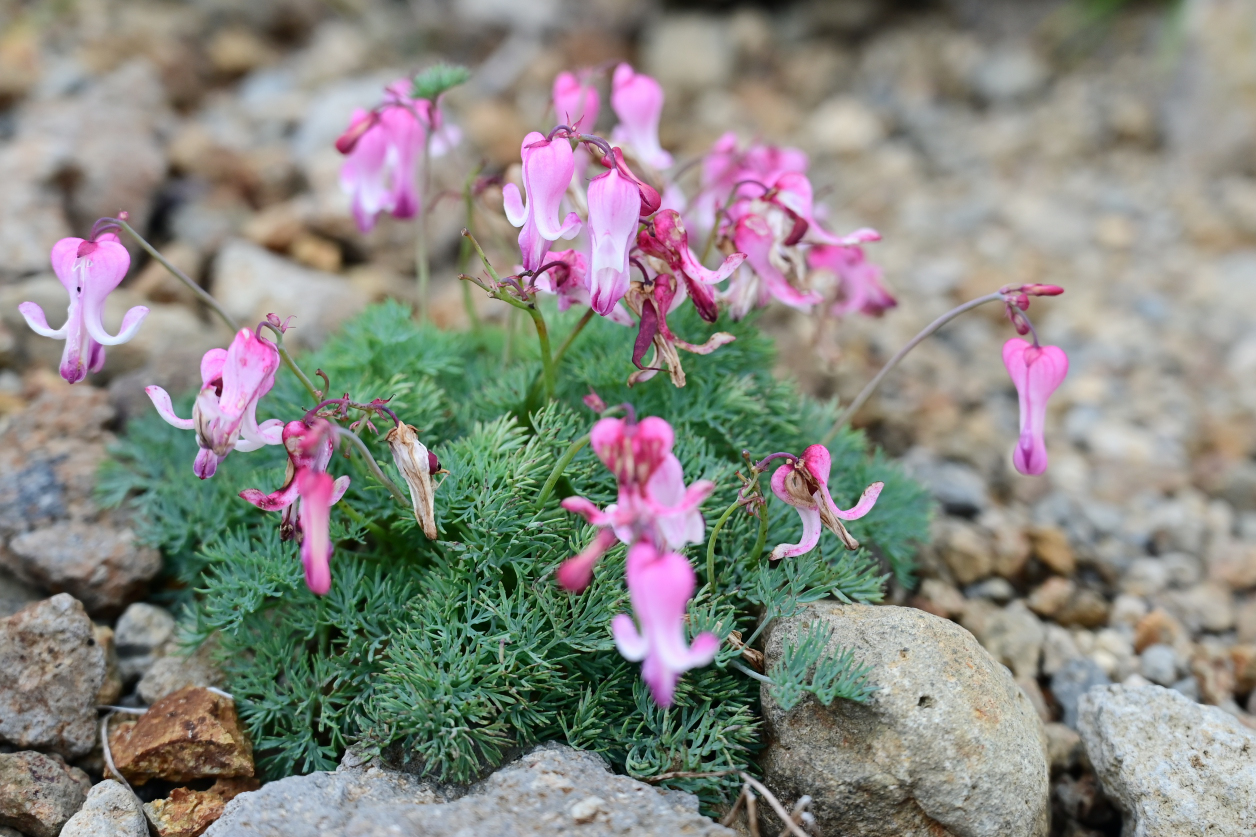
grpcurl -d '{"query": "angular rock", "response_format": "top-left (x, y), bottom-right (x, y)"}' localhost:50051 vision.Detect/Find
top-left (0, 594), bottom-right (106, 757)
top-left (760, 602), bottom-right (1049, 837)
top-left (115, 603), bottom-right (177, 683)
top-left (144, 777), bottom-right (259, 837)
top-left (110, 687), bottom-right (253, 785)
top-left (137, 637), bottom-right (226, 704)
top-left (6, 524), bottom-right (160, 617)
top-left (206, 742), bottom-right (730, 837)
top-left (60, 780), bottom-right (148, 837)
top-left (1050, 657), bottom-right (1110, 730)
top-left (1078, 684), bottom-right (1256, 836)
top-left (0, 751), bottom-right (92, 837)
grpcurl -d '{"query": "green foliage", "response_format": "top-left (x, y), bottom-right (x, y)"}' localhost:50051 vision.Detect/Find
top-left (766, 623), bottom-right (875, 712)
top-left (102, 300), bottom-right (929, 810)
top-left (411, 63), bottom-right (471, 100)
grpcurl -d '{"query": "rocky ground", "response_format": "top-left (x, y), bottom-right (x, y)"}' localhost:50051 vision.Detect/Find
top-left (1, 0), bottom-right (1256, 835)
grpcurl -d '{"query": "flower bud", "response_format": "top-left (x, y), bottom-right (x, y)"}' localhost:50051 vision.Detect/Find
top-left (386, 423), bottom-right (438, 539)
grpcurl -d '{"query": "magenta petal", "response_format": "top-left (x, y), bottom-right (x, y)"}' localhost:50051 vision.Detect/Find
top-left (1003, 339), bottom-right (1069, 476)
top-left (734, 215), bottom-right (822, 310)
top-left (297, 469), bottom-right (335, 596)
top-left (556, 527), bottom-right (618, 592)
top-left (145, 386), bottom-right (194, 430)
top-left (770, 506), bottom-right (822, 561)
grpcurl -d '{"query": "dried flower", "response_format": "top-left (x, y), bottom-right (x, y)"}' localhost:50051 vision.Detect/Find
top-left (386, 422), bottom-right (439, 539)
top-left (769, 445), bottom-right (883, 560)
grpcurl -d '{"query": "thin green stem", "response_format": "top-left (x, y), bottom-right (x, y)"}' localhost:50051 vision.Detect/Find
top-left (705, 498), bottom-right (744, 591)
top-left (527, 306), bottom-right (555, 401)
top-left (336, 430), bottom-right (409, 507)
top-left (338, 500), bottom-right (389, 541)
top-left (415, 133), bottom-right (433, 322)
top-left (552, 308), bottom-right (595, 367)
top-left (730, 660), bottom-right (773, 685)
top-left (821, 291), bottom-right (1005, 445)
top-left (114, 218), bottom-right (240, 332)
top-left (257, 322), bottom-right (320, 402)
top-left (536, 433), bottom-right (589, 509)
top-left (750, 504), bottom-right (769, 562)
top-left (460, 166), bottom-right (482, 330)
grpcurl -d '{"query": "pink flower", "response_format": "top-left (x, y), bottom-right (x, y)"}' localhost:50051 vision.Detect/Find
top-left (688, 133), bottom-right (807, 236)
top-left (557, 415), bottom-right (714, 592)
top-left (553, 71), bottom-right (600, 133)
top-left (338, 103), bottom-right (421, 232)
top-left (20, 234), bottom-right (148, 384)
top-left (610, 63), bottom-right (672, 170)
top-left (240, 420), bottom-right (351, 595)
top-left (731, 214), bottom-right (822, 312)
top-left (533, 249), bottom-right (590, 312)
top-left (503, 131), bottom-right (582, 271)
top-left (637, 209), bottom-right (745, 322)
top-left (625, 273), bottom-right (735, 388)
top-left (612, 541), bottom-right (719, 707)
top-left (586, 165), bottom-right (642, 316)
top-left (809, 245), bottom-right (896, 318)
top-left (146, 328), bottom-right (283, 479)
top-left (1002, 339), bottom-right (1069, 476)
top-left (769, 445), bottom-right (883, 560)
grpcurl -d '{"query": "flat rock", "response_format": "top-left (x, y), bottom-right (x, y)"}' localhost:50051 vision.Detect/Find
top-left (760, 602), bottom-right (1049, 837)
top-left (1078, 684), bottom-right (1256, 837)
top-left (109, 687), bottom-right (254, 785)
top-left (137, 637), bottom-right (225, 704)
top-left (6, 523), bottom-right (160, 617)
top-left (61, 780), bottom-right (148, 837)
top-left (207, 742), bottom-right (732, 837)
top-left (144, 777), bottom-right (259, 837)
top-left (115, 603), bottom-right (177, 683)
top-left (0, 594), bottom-right (106, 758)
top-left (0, 751), bottom-right (92, 837)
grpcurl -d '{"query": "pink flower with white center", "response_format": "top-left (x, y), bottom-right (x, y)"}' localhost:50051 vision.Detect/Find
top-left (338, 97), bottom-right (422, 232)
top-left (625, 273), bottom-right (735, 388)
top-left (240, 420), bottom-right (351, 596)
top-left (637, 209), bottom-right (745, 323)
top-left (557, 415), bottom-right (714, 592)
top-left (553, 71), bottom-right (600, 133)
top-left (586, 165), bottom-right (642, 316)
top-left (688, 133), bottom-right (808, 237)
top-left (809, 244), bottom-right (896, 318)
top-left (146, 328), bottom-right (283, 479)
top-left (769, 445), bottom-right (883, 560)
top-left (612, 541), bottom-right (719, 707)
top-left (731, 213), bottom-right (822, 312)
top-left (609, 63), bottom-right (672, 170)
top-left (20, 234), bottom-right (148, 384)
top-left (503, 132), bottom-right (583, 272)
top-left (1002, 338), bottom-right (1069, 476)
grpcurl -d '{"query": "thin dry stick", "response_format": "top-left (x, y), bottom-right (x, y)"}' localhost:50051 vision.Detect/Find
top-left (641, 768), bottom-right (739, 783)
top-left (740, 774), bottom-right (810, 837)
top-left (719, 787), bottom-right (747, 827)
top-left (746, 787), bottom-right (760, 837)
top-left (99, 712), bottom-right (140, 802)
top-left (776, 794), bottom-right (813, 837)
top-left (97, 705), bottom-right (146, 715)
top-left (206, 686), bottom-right (235, 701)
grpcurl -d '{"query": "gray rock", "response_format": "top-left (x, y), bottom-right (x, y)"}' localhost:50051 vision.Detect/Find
top-left (962, 599), bottom-right (1045, 679)
top-left (211, 239), bottom-right (367, 349)
top-left (1050, 657), bottom-right (1110, 730)
top-left (900, 449), bottom-right (989, 516)
top-left (1139, 643), bottom-right (1179, 687)
top-left (1171, 675), bottom-right (1200, 702)
top-left (1078, 684), bottom-right (1256, 836)
top-left (114, 603), bottom-right (176, 683)
top-left (60, 780), bottom-right (147, 837)
top-left (207, 743), bottom-right (731, 837)
top-left (760, 602), bottom-right (1049, 837)
top-left (137, 636), bottom-right (226, 705)
top-left (5, 524), bottom-right (160, 617)
top-left (0, 567), bottom-right (41, 618)
top-left (0, 751), bottom-right (92, 837)
top-left (969, 45), bottom-right (1050, 104)
top-left (642, 14), bottom-right (734, 94)
top-left (0, 594), bottom-right (106, 758)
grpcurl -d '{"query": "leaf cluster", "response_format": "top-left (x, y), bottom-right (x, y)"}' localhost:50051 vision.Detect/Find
top-left (101, 301), bottom-right (930, 810)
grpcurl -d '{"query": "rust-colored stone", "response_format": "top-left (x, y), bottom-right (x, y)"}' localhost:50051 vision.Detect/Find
top-left (1231, 644), bottom-right (1256, 695)
top-left (144, 777), bottom-right (259, 837)
top-left (1133, 608), bottom-right (1188, 653)
top-left (109, 687), bottom-right (253, 785)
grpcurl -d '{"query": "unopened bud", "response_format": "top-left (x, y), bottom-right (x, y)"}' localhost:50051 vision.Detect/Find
top-left (386, 423), bottom-right (438, 539)
top-left (335, 114), bottom-right (378, 155)
top-left (1023, 283), bottom-right (1064, 296)
top-left (583, 389), bottom-right (607, 414)
top-left (1015, 293), bottom-right (1030, 311)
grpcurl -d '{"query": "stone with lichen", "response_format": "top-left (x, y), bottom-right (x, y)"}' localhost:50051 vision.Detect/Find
top-left (109, 687), bottom-right (254, 785)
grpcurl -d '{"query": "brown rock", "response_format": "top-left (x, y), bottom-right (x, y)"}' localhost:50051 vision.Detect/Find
top-left (1029, 525), bottom-right (1076, 575)
top-left (1191, 642), bottom-right (1237, 707)
top-left (290, 232), bottom-right (342, 272)
top-left (991, 523), bottom-right (1032, 579)
top-left (94, 623), bottom-right (122, 705)
top-left (0, 751), bottom-right (91, 837)
top-left (1208, 540), bottom-right (1256, 590)
top-left (144, 777), bottom-right (260, 837)
top-left (6, 524), bottom-right (160, 617)
top-left (1055, 588), bottom-right (1111, 630)
top-left (1232, 644), bottom-right (1256, 695)
top-left (1239, 596), bottom-right (1256, 643)
top-left (1133, 608), bottom-right (1188, 653)
top-left (110, 687), bottom-right (253, 785)
top-left (910, 578), bottom-right (965, 619)
top-left (1043, 722), bottom-right (1084, 774)
top-left (1028, 577), bottom-right (1075, 618)
top-left (938, 519), bottom-right (995, 585)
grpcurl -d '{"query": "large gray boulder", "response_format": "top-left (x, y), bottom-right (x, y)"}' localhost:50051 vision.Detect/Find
top-left (760, 602), bottom-right (1049, 837)
top-left (0, 594), bottom-right (106, 758)
top-left (1078, 684), bottom-right (1256, 836)
top-left (207, 743), bottom-right (732, 837)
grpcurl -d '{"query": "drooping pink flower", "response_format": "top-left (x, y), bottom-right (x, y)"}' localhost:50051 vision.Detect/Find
top-left (1002, 339), bottom-right (1069, 476)
top-left (146, 328), bottom-right (283, 479)
top-left (809, 244), bottom-right (896, 318)
top-left (533, 249), bottom-right (589, 312)
top-left (586, 165), bottom-right (643, 316)
top-left (731, 214), bottom-right (822, 312)
top-left (687, 133), bottom-right (807, 237)
top-left (637, 209), bottom-right (745, 322)
top-left (239, 419), bottom-right (351, 595)
top-left (557, 415), bottom-right (714, 592)
top-left (612, 541), bottom-right (719, 707)
top-left (624, 273), bottom-right (735, 388)
top-left (20, 234), bottom-right (148, 384)
top-left (769, 445), bottom-right (883, 560)
top-left (609, 63), bottom-right (672, 170)
top-left (553, 71), bottom-right (600, 133)
top-left (503, 132), bottom-right (583, 272)
top-left (338, 105), bottom-right (421, 232)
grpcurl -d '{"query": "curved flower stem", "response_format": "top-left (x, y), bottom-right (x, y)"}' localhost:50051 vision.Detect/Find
top-left (334, 428), bottom-right (409, 507)
top-left (730, 660), bottom-right (772, 685)
top-left (705, 497), bottom-right (745, 591)
top-left (256, 322), bottom-right (320, 402)
top-left (821, 291), bottom-right (1005, 444)
top-left (552, 308), bottom-right (595, 367)
top-left (536, 433), bottom-right (589, 509)
top-left (750, 505), bottom-right (769, 562)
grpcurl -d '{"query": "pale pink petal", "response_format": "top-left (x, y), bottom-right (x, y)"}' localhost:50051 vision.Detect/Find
top-left (1003, 339), bottom-right (1068, 476)
top-left (145, 385), bottom-right (194, 430)
top-left (18, 302), bottom-right (65, 338)
top-left (770, 506), bottom-right (822, 561)
top-left (611, 613), bottom-right (648, 661)
top-left (556, 526), bottom-right (618, 592)
top-left (587, 167), bottom-right (640, 316)
top-left (610, 64), bottom-right (672, 170)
